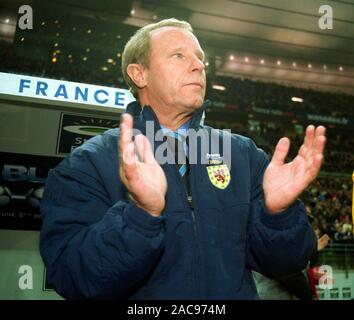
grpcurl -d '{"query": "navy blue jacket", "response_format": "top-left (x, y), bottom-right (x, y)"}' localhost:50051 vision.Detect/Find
top-left (40, 101), bottom-right (317, 299)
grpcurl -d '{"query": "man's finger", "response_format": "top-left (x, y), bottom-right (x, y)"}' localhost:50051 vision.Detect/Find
top-left (118, 113), bottom-right (138, 184)
top-left (270, 137), bottom-right (290, 165)
top-left (303, 126), bottom-right (326, 172)
top-left (313, 126), bottom-right (326, 156)
top-left (122, 142), bottom-right (139, 180)
top-left (119, 113), bottom-right (133, 162)
top-left (304, 130), bottom-right (326, 173)
top-left (314, 134), bottom-right (326, 157)
top-left (305, 153), bottom-right (323, 184)
top-left (304, 125), bottom-right (315, 151)
top-left (315, 125), bottom-right (326, 138)
top-left (135, 134), bottom-right (156, 164)
top-left (298, 144), bottom-right (307, 159)
top-left (120, 113), bottom-right (133, 143)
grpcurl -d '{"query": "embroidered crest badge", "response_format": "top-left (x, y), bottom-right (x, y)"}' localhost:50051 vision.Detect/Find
top-left (206, 164), bottom-right (231, 190)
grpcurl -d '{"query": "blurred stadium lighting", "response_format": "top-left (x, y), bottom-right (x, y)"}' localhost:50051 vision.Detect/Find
top-left (0, 11), bottom-right (16, 44)
top-left (212, 84), bottom-right (226, 91)
top-left (291, 97), bottom-right (304, 103)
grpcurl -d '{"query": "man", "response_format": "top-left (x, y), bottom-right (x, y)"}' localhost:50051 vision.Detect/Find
top-left (40, 18), bottom-right (326, 299)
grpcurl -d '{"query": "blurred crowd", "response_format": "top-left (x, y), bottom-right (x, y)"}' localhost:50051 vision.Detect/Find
top-left (207, 76), bottom-right (354, 118)
top-left (305, 177), bottom-right (353, 243)
top-left (0, 48), bottom-right (126, 88)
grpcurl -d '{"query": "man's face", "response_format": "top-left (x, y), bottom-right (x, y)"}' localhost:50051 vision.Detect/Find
top-left (143, 27), bottom-right (206, 112)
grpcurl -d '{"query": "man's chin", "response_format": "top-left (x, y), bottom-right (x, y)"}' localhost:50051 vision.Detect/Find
top-left (183, 97), bottom-right (205, 111)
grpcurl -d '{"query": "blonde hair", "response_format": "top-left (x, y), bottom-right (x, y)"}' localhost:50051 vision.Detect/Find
top-left (122, 18), bottom-right (193, 97)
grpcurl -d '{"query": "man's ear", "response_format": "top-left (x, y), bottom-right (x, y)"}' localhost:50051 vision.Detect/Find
top-left (126, 64), bottom-right (147, 89)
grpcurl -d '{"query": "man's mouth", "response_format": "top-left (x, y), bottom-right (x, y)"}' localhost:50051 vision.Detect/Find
top-left (187, 82), bottom-right (204, 88)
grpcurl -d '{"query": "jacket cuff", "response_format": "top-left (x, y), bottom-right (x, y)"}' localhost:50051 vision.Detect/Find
top-left (117, 202), bottom-right (165, 237)
top-left (260, 199), bottom-right (304, 230)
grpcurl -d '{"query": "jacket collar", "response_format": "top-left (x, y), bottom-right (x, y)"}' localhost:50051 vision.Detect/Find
top-left (124, 100), bottom-right (210, 131)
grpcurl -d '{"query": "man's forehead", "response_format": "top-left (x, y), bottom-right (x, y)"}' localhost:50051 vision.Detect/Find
top-left (150, 26), bottom-right (190, 37)
top-left (150, 26), bottom-right (202, 49)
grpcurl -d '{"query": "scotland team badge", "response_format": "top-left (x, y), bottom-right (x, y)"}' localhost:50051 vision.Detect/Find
top-left (206, 164), bottom-right (231, 190)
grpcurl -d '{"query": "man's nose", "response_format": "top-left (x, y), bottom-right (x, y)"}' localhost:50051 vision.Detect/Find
top-left (190, 56), bottom-right (205, 72)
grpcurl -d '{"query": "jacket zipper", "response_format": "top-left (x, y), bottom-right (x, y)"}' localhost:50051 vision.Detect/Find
top-left (171, 160), bottom-right (200, 299)
top-left (189, 165), bottom-right (202, 299)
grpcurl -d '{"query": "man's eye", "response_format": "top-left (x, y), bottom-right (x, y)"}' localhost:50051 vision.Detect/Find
top-left (174, 53), bottom-right (183, 58)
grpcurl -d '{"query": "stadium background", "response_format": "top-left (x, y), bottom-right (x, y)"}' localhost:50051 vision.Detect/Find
top-left (0, 0), bottom-right (353, 300)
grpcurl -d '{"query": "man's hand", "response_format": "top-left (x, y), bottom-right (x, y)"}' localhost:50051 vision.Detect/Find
top-left (119, 113), bottom-right (167, 217)
top-left (263, 125), bottom-right (326, 213)
top-left (317, 234), bottom-right (330, 251)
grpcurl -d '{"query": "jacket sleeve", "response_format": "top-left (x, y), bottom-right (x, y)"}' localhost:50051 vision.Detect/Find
top-left (39, 134), bottom-right (165, 299)
top-left (245, 138), bottom-right (317, 278)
